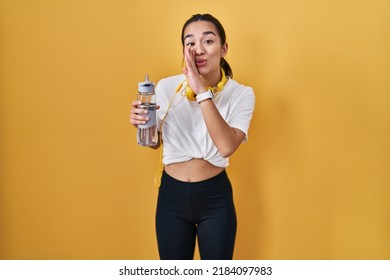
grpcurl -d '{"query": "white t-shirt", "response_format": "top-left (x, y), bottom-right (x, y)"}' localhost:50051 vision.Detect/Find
top-left (156, 74), bottom-right (255, 168)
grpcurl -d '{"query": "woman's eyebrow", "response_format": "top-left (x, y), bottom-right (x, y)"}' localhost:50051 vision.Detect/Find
top-left (202, 31), bottom-right (217, 37)
top-left (184, 31), bottom-right (217, 40)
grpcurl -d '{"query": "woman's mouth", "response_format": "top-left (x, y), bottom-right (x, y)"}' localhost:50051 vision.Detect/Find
top-left (196, 59), bottom-right (207, 67)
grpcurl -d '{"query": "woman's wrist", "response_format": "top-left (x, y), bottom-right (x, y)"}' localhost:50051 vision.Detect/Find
top-left (195, 87), bottom-right (207, 95)
top-left (196, 89), bottom-right (214, 103)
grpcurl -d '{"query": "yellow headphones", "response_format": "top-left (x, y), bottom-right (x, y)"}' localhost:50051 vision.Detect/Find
top-left (176, 68), bottom-right (228, 101)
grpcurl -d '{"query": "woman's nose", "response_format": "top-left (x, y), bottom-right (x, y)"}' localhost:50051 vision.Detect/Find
top-left (195, 45), bottom-right (205, 55)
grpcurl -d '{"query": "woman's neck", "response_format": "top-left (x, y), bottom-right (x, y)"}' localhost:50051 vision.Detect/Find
top-left (200, 68), bottom-right (222, 88)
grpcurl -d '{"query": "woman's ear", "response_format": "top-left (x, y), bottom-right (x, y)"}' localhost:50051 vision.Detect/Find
top-left (222, 43), bottom-right (228, 57)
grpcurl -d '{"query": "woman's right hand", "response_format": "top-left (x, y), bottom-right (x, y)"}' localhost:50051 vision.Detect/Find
top-left (129, 100), bottom-right (149, 128)
top-left (129, 101), bottom-right (160, 127)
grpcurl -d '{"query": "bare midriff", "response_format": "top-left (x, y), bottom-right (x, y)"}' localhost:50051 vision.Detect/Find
top-left (164, 158), bottom-right (224, 182)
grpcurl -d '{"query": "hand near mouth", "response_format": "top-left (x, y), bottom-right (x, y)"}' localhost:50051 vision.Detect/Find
top-left (183, 47), bottom-right (207, 95)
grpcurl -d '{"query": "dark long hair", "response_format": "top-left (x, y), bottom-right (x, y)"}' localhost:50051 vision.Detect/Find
top-left (181, 14), bottom-right (233, 78)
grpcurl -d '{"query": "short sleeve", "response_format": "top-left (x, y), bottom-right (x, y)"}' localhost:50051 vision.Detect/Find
top-left (225, 87), bottom-right (255, 142)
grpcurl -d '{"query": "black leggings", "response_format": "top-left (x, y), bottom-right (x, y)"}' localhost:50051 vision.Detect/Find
top-left (155, 170), bottom-right (237, 260)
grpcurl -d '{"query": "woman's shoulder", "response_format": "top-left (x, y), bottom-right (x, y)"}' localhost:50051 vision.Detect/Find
top-left (225, 78), bottom-right (254, 96)
top-left (157, 74), bottom-right (186, 89)
top-left (156, 74), bottom-right (185, 103)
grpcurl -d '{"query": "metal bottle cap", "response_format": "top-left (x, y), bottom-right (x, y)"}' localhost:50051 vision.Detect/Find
top-left (138, 74), bottom-right (155, 93)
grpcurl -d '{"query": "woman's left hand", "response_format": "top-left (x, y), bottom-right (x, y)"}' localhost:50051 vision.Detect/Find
top-left (183, 47), bottom-right (207, 94)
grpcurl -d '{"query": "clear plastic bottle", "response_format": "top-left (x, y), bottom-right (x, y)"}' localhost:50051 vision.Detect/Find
top-left (137, 74), bottom-right (158, 146)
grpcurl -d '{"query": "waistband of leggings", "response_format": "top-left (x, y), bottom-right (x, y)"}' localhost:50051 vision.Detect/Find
top-left (161, 169), bottom-right (228, 188)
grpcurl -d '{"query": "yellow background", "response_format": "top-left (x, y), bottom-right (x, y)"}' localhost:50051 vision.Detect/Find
top-left (1, 0), bottom-right (389, 259)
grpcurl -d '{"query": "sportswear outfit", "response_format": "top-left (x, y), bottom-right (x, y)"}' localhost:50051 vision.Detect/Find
top-left (155, 74), bottom-right (255, 260)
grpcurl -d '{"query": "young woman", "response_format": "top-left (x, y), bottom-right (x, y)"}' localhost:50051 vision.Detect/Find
top-left (130, 14), bottom-right (255, 260)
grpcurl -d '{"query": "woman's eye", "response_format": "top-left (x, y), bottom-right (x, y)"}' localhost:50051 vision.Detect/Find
top-left (186, 42), bottom-right (195, 47)
top-left (204, 40), bottom-right (213, 45)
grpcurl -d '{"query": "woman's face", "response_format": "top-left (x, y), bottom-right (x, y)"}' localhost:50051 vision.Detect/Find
top-left (183, 21), bottom-right (228, 77)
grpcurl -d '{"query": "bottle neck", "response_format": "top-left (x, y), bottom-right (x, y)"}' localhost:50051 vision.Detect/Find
top-left (138, 91), bottom-right (155, 104)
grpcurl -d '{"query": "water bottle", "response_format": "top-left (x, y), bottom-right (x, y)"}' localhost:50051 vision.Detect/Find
top-left (137, 74), bottom-right (158, 146)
